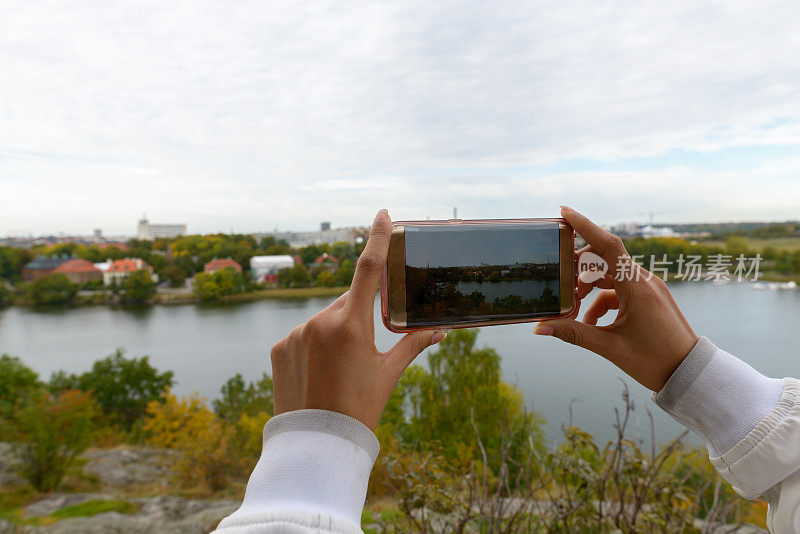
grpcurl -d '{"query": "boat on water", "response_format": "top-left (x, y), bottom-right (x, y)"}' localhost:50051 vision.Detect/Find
top-left (751, 281), bottom-right (798, 291)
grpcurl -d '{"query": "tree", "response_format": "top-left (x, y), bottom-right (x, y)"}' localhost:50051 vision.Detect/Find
top-left (333, 259), bottom-right (355, 286)
top-left (398, 329), bottom-right (541, 465)
top-left (213, 373), bottom-right (274, 424)
top-left (0, 282), bottom-right (10, 306)
top-left (315, 270), bottom-right (335, 287)
top-left (299, 244), bottom-right (326, 266)
top-left (0, 355), bottom-right (42, 435)
top-left (50, 349), bottom-right (174, 430)
top-left (121, 270), bottom-right (156, 304)
top-left (144, 391), bottom-right (230, 491)
top-left (330, 241), bottom-right (357, 263)
top-left (194, 267), bottom-right (246, 301)
top-left (15, 390), bottom-right (96, 491)
top-left (289, 264), bottom-right (311, 287)
top-left (160, 265), bottom-right (187, 288)
top-left (29, 274), bottom-right (78, 305)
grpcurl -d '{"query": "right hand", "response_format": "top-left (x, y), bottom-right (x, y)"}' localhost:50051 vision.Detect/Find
top-left (534, 206), bottom-right (699, 392)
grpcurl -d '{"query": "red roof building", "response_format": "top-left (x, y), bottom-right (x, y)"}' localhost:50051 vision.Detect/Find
top-left (52, 259), bottom-right (102, 284)
top-left (313, 253), bottom-right (339, 273)
top-left (103, 258), bottom-right (155, 286)
top-left (204, 258), bottom-right (242, 274)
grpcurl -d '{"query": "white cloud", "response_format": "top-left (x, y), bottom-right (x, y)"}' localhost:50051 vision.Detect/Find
top-left (1, 0), bottom-right (799, 234)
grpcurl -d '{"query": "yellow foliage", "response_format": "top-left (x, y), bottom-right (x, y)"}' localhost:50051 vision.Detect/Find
top-left (144, 390), bottom-right (230, 492)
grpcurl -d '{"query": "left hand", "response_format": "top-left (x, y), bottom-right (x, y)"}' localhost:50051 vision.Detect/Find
top-left (269, 209), bottom-right (447, 430)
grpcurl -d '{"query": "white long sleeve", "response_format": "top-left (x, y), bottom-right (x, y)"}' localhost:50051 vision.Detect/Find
top-left (213, 409), bottom-right (379, 534)
top-left (653, 336), bottom-right (800, 532)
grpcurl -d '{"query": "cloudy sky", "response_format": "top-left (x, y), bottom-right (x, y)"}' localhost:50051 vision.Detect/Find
top-left (1, 1), bottom-right (799, 236)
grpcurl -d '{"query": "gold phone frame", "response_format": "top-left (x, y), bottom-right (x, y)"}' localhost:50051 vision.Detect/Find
top-left (381, 218), bottom-right (576, 332)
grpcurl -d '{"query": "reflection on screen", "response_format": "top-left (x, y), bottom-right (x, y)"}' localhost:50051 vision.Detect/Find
top-left (404, 223), bottom-right (560, 326)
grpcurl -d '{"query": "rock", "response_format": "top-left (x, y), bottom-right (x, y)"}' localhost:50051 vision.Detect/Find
top-left (24, 493), bottom-right (113, 517)
top-left (0, 443), bottom-right (24, 488)
top-left (27, 496), bottom-right (239, 534)
top-left (81, 447), bottom-right (176, 488)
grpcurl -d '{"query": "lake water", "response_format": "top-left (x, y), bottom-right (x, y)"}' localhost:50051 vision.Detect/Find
top-left (1, 282), bottom-right (798, 446)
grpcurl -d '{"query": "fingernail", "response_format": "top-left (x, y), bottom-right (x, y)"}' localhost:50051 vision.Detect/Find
top-left (560, 205), bottom-right (573, 212)
top-left (431, 330), bottom-right (447, 344)
top-left (533, 323), bottom-right (554, 336)
top-left (376, 209), bottom-right (388, 218)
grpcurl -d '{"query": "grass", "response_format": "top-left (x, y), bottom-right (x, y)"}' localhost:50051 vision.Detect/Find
top-left (50, 499), bottom-right (138, 519)
top-left (221, 286), bottom-right (349, 302)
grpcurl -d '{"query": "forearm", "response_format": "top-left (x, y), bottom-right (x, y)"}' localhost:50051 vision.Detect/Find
top-left (652, 336), bottom-right (800, 531)
top-left (213, 409), bottom-right (378, 534)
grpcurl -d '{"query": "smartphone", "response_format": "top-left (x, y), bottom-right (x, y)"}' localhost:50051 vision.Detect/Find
top-left (380, 218), bottom-right (577, 332)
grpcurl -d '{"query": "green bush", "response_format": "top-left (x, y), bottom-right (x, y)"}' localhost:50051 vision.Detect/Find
top-left (333, 259), bottom-right (355, 286)
top-left (121, 270), bottom-right (156, 304)
top-left (0, 282), bottom-right (11, 306)
top-left (29, 274), bottom-right (78, 305)
top-left (49, 349), bottom-right (173, 431)
top-left (0, 355), bottom-right (42, 437)
top-left (194, 267), bottom-right (245, 301)
top-left (213, 373), bottom-right (273, 424)
top-left (159, 265), bottom-right (187, 288)
top-left (277, 264), bottom-right (311, 288)
top-left (15, 390), bottom-right (96, 492)
top-left (314, 270), bottom-right (335, 287)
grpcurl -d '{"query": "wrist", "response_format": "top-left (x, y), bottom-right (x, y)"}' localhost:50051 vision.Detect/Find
top-left (217, 409), bottom-right (379, 530)
top-left (652, 336), bottom-right (784, 457)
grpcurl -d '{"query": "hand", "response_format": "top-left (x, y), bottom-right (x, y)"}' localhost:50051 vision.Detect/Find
top-left (270, 209), bottom-right (447, 430)
top-left (534, 206), bottom-right (699, 392)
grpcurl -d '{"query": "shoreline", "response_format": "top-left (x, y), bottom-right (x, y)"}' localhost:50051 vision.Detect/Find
top-left (4, 286), bottom-right (350, 309)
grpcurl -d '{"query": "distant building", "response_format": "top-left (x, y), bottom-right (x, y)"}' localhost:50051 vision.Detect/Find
top-left (640, 225), bottom-right (676, 238)
top-left (103, 258), bottom-right (157, 286)
top-left (93, 259), bottom-right (113, 272)
top-left (312, 253), bottom-right (339, 273)
top-left (255, 222), bottom-right (366, 249)
top-left (137, 216), bottom-right (187, 241)
top-left (52, 259), bottom-right (103, 284)
top-left (204, 258), bottom-right (242, 274)
top-left (22, 255), bottom-right (69, 282)
top-left (250, 255), bottom-right (295, 285)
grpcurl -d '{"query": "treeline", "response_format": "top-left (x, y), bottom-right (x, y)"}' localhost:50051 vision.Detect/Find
top-left (624, 235), bottom-right (800, 275)
top-left (0, 235), bottom-right (363, 305)
top-left (0, 331), bottom-right (765, 530)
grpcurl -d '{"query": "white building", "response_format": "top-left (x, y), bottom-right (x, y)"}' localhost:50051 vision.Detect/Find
top-left (137, 216), bottom-right (187, 240)
top-left (257, 222), bottom-right (364, 248)
top-left (250, 255), bottom-right (295, 283)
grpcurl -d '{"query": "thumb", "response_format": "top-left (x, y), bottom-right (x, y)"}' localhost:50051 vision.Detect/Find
top-left (383, 329), bottom-right (447, 381)
top-left (534, 319), bottom-right (616, 356)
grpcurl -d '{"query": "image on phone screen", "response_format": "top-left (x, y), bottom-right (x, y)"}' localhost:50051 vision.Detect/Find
top-left (404, 223), bottom-right (560, 326)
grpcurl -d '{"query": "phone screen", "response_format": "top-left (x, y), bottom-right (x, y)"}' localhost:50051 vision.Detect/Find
top-left (404, 222), bottom-right (561, 326)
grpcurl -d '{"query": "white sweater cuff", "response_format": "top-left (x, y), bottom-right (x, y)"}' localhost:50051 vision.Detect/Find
top-left (652, 336), bottom-right (785, 457)
top-left (216, 409), bottom-right (379, 531)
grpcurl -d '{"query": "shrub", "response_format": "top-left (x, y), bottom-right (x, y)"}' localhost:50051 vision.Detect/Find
top-left (398, 329), bottom-right (542, 466)
top-left (49, 349), bottom-right (174, 431)
top-left (15, 390), bottom-right (96, 492)
top-left (315, 270), bottom-right (335, 287)
top-left (276, 264), bottom-right (311, 288)
top-left (333, 259), bottom-right (355, 286)
top-left (194, 267), bottom-right (245, 301)
top-left (213, 373), bottom-right (273, 424)
top-left (144, 391), bottom-right (230, 492)
top-left (121, 270), bottom-right (156, 304)
top-left (0, 282), bottom-right (11, 306)
top-left (0, 355), bottom-right (42, 437)
top-left (159, 265), bottom-right (187, 288)
top-left (29, 274), bottom-right (78, 305)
